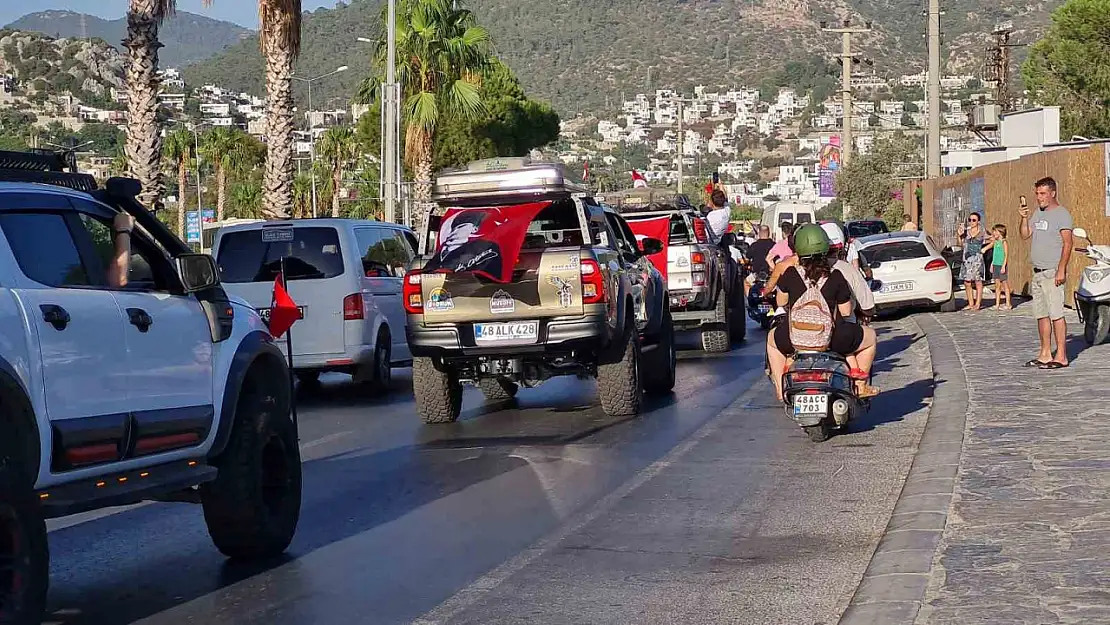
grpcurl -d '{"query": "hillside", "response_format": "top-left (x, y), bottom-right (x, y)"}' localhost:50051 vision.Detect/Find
top-left (0, 30), bottom-right (125, 105)
top-left (184, 0), bottom-right (1061, 115)
top-left (5, 10), bottom-right (250, 67)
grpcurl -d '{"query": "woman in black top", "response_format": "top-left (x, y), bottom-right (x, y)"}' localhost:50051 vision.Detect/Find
top-left (766, 227), bottom-right (879, 402)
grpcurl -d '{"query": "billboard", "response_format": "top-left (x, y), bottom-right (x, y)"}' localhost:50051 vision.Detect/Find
top-left (818, 136), bottom-right (842, 198)
top-left (185, 209), bottom-right (216, 243)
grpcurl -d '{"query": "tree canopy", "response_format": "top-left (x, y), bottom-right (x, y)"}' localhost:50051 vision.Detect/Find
top-left (834, 134), bottom-right (920, 224)
top-left (1022, 0), bottom-right (1110, 138)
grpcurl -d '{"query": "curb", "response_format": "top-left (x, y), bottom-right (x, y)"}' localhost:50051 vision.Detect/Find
top-left (838, 313), bottom-right (969, 624)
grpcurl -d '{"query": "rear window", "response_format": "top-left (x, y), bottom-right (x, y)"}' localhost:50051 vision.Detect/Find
top-left (521, 200), bottom-right (586, 249)
top-left (848, 221), bottom-right (888, 238)
top-left (796, 213), bottom-right (813, 225)
top-left (861, 241), bottom-right (930, 264)
top-left (216, 227), bottom-right (345, 283)
top-left (779, 213), bottom-right (793, 223)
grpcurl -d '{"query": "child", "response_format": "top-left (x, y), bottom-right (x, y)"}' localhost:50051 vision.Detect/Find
top-left (982, 224), bottom-right (1011, 310)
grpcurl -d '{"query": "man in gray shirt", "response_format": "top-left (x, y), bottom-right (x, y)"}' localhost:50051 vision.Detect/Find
top-left (1020, 176), bottom-right (1073, 369)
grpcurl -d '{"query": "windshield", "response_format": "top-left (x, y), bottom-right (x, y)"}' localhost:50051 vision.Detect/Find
top-left (216, 227), bottom-right (345, 283)
top-left (849, 221), bottom-right (888, 238)
top-left (861, 240), bottom-right (930, 264)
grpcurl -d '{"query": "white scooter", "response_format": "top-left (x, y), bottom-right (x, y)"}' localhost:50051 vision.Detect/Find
top-left (1072, 227), bottom-right (1110, 345)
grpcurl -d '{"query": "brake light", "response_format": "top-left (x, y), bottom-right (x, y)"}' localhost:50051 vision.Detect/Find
top-left (343, 293), bottom-right (364, 320)
top-left (924, 258), bottom-right (948, 271)
top-left (691, 251), bottom-right (706, 272)
top-left (692, 218), bottom-right (708, 244)
top-left (403, 271), bottom-right (424, 313)
top-left (792, 371), bottom-right (831, 383)
top-left (580, 259), bottom-right (606, 304)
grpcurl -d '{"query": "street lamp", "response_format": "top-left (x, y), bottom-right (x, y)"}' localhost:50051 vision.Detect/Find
top-left (357, 0), bottom-right (400, 224)
top-left (172, 119), bottom-right (210, 250)
top-left (293, 65), bottom-right (349, 218)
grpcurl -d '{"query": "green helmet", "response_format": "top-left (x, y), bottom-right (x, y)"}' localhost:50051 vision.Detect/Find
top-left (793, 223), bottom-right (831, 258)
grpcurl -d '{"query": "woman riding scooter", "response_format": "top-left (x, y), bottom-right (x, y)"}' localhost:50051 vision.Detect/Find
top-left (765, 224), bottom-right (880, 402)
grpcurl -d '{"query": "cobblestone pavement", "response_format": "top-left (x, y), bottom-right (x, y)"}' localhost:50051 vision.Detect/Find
top-left (916, 304), bottom-right (1110, 624)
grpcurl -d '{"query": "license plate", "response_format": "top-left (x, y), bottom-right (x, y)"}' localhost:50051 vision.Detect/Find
top-left (880, 281), bottom-right (915, 294)
top-left (758, 304), bottom-right (771, 312)
top-left (257, 306), bottom-right (305, 322)
top-left (474, 321), bottom-right (540, 344)
top-left (793, 393), bottom-right (829, 416)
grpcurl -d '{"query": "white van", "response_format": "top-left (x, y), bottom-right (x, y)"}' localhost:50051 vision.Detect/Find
top-left (760, 202), bottom-right (816, 240)
top-left (212, 219), bottom-right (416, 389)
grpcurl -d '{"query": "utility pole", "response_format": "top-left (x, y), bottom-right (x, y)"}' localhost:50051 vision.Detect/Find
top-left (677, 98), bottom-right (684, 195)
top-left (984, 21), bottom-right (1023, 113)
top-left (927, 0), bottom-right (942, 178)
top-left (821, 20), bottom-right (871, 169)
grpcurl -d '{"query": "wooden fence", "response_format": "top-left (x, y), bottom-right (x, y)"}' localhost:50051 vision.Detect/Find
top-left (905, 143), bottom-right (1110, 304)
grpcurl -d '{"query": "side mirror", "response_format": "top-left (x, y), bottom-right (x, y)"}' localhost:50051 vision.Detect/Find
top-left (1074, 227), bottom-right (1089, 240)
top-left (640, 237), bottom-right (664, 256)
top-left (176, 253), bottom-right (219, 292)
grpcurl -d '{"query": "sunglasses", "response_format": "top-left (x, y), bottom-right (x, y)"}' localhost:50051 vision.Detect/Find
top-left (968, 218), bottom-right (979, 223)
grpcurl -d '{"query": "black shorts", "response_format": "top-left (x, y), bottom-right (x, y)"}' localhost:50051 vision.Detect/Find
top-left (773, 321), bottom-right (865, 357)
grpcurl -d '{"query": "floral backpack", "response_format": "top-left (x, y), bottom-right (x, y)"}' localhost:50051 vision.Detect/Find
top-left (788, 266), bottom-right (834, 351)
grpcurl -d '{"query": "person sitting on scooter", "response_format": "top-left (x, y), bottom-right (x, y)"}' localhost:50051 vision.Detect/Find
top-left (821, 222), bottom-right (875, 324)
top-left (766, 224), bottom-right (880, 402)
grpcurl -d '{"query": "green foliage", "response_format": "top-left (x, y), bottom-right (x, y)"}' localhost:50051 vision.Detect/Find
top-left (816, 198), bottom-right (843, 221)
top-left (834, 135), bottom-right (921, 221)
top-left (1022, 0), bottom-right (1110, 138)
top-left (730, 204), bottom-right (762, 221)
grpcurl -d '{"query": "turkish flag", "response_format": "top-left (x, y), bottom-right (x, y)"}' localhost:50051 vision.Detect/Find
top-left (423, 201), bottom-right (552, 283)
top-left (268, 273), bottom-right (302, 339)
top-left (627, 216), bottom-right (670, 280)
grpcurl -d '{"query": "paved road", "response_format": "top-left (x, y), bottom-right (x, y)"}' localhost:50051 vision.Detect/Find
top-left (41, 320), bottom-right (931, 625)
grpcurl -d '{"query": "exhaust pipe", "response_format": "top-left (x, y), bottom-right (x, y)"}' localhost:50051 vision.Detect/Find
top-left (832, 399), bottom-right (850, 425)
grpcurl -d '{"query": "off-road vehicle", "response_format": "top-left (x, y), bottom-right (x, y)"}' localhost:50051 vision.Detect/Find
top-left (405, 158), bottom-right (676, 422)
top-left (0, 150), bottom-right (301, 624)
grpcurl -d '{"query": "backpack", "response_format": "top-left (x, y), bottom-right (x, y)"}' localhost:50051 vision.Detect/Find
top-left (788, 267), bottom-right (834, 351)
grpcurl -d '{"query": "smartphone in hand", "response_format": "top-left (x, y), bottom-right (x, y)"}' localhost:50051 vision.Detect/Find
top-left (1019, 195), bottom-right (1030, 217)
top-left (1019, 195), bottom-right (1028, 208)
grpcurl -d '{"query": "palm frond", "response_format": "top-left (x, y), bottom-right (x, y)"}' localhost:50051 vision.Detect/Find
top-left (259, 0), bottom-right (303, 58)
top-left (446, 78), bottom-right (484, 120)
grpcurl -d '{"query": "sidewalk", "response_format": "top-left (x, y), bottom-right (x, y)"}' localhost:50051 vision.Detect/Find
top-left (897, 305), bottom-right (1110, 624)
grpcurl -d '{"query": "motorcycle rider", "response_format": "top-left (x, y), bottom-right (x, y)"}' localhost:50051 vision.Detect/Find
top-left (765, 224), bottom-right (880, 402)
top-left (821, 222), bottom-right (875, 324)
top-left (744, 224), bottom-right (775, 297)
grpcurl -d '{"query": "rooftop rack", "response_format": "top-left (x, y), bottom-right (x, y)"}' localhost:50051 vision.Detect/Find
top-left (0, 149), bottom-right (98, 193)
top-left (432, 157), bottom-right (588, 204)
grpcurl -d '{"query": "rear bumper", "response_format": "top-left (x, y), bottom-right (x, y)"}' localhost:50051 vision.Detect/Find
top-left (407, 314), bottom-right (610, 358)
top-left (873, 275), bottom-right (952, 308)
top-left (669, 287), bottom-right (721, 327)
top-left (281, 346), bottom-right (376, 372)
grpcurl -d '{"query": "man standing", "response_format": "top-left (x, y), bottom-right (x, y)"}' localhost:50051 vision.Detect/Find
top-left (1020, 176), bottom-right (1073, 369)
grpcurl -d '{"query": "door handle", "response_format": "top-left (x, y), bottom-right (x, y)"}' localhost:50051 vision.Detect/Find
top-left (40, 304), bottom-right (70, 331)
top-left (126, 308), bottom-right (153, 333)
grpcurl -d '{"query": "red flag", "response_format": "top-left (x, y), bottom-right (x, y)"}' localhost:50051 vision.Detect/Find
top-left (626, 216), bottom-right (671, 280)
top-left (582, 161), bottom-right (590, 182)
top-left (423, 202), bottom-right (552, 283)
top-left (631, 170), bottom-right (648, 188)
top-left (268, 273), bottom-right (301, 339)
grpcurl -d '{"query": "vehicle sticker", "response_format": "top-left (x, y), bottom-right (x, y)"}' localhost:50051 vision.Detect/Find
top-left (548, 276), bottom-right (574, 308)
top-left (427, 287), bottom-right (455, 312)
top-left (549, 256), bottom-right (580, 272)
top-left (676, 256), bottom-right (690, 268)
top-left (489, 289), bottom-right (515, 314)
top-left (261, 227), bottom-right (294, 242)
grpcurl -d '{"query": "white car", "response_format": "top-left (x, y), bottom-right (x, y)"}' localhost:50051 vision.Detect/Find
top-left (857, 231), bottom-right (956, 312)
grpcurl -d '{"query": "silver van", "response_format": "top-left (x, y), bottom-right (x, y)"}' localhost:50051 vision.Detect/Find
top-left (212, 219), bottom-right (416, 389)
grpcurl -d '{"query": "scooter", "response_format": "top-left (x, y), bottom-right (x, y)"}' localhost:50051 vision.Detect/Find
top-left (1072, 227), bottom-right (1110, 346)
top-left (747, 271), bottom-right (775, 330)
top-left (782, 351), bottom-right (864, 442)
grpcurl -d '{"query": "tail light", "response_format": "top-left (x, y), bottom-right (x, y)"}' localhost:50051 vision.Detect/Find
top-left (343, 293), bottom-right (364, 320)
top-left (580, 259), bottom-right (606, 304)
top-left (792, 371), bottom-right (831, 383)
top-left (924, 258), bottom-right (948, 271)
top-left (403, 271), bottom-right (424, 313)
top-left (692, 218), bottom-right (708, 243)
top-left (691, 251), bottom-right (706, 271)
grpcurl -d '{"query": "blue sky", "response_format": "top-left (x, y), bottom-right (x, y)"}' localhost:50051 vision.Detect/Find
top-left (0, 1), bottom-right (339, 29)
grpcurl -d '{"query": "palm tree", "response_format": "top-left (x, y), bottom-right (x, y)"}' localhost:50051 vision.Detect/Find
top-left (200, 127), bottom-right (251, 222)
top-left (316, 127), bottom-right (358, 218)
top-left (231, 181), bottom-right (263, 219)
top-left (162, 129), bottom-right (193, 239)
top-left (259, 0), bottom-right (303, 219)
top-left (354, 0), bottom-right (491, 229)
top-left (124, 0), bottom-right (183, 207)
top-left (292, 172), bottom-right (313, 219)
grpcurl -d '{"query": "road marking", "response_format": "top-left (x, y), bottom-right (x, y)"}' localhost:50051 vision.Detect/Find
top-left (46, 431), bottom-right (351, 533)
top-left (411, 370), bottom-right (766, 625)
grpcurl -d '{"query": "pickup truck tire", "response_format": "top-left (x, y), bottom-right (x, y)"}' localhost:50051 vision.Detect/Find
top-left (0, 465), bottom-right (47, 625)
top-left (414, 357), bottom-right (463, 424)
top-left (729, 288), bottom-right (747, 343)
top-left (700, 291), bottom-right (731, 354)
top-left (643, 308), bottom-right (676, 394)
top-left (597, 312), bottom-right (643, 417)
top-left (478, 377), bottom-right (518, 402)
top-left (201, 378), bottom-right (302, 561)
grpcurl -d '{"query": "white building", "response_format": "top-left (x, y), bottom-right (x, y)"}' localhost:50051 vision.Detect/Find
top-left (199, 102), bottom-right (231, 116)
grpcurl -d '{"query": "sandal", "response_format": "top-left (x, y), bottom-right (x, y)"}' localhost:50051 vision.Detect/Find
top-left (856, 383), bottom-right (880, 399)
top-left (1039, 361), bottom-right (1069, 370)
top-left (848, 368), bottom-right (869, 380)
top-left (1024, 359), bottom-right (1051, 368)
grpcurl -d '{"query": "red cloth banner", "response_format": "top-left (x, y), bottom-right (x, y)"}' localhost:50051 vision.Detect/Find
top-left (424, 201), bottom-right (552, 283)
top-left (268, 273), bottom-right (302, 339)
top-left (627, 216), bottom-right (670, 280)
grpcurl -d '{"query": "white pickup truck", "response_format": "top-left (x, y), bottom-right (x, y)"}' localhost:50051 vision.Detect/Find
top-left (624, 205), bottom-right (746, 352)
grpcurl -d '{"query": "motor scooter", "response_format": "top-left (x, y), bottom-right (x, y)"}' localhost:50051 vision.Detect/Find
top-left (1072, 227), bottom-right (1110, 346)
top-left (747, 271), bottom-right (775, 330)
top-left (782, 351), bottom-right (865, 442)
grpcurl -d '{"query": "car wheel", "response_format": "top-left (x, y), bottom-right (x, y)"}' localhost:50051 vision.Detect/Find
top-left (939, 297), bottom-right (957, 313)
top-left (477, 377), bottom-right (518, 402)
top-left (368, 328), bottom-right (392, 393)
top-left (700, 290), bottom-right (731, 353)
top-left (201, 375), bottom-right (302, 561)
top-left (413, 357), bottom-right (463, 424)
top-left (597, 311), bottom-right (643, 418)
top-left (643, 308), bottom-right (676, 394)
top-left (295, 371), bottom-right (320, 386)
top-left (0, 464), bottom-right (47, 625)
